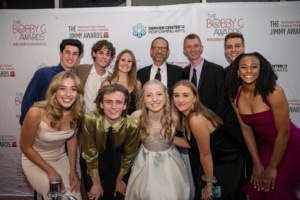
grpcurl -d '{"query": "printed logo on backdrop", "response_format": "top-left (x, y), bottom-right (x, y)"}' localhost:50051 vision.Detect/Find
top-left (69, 25), bottom-right (109, 39)
top-left (288, 99), bottom-right (300, 113)
top-left (16, 92), bottom-right (23, 119)
top-left (12, 20), bottom-right (47, 46)
top-left (0, 64), bottom-right (16, 78)
top-left (272, 64), bottom-right (288, 73)
top-left (132, 23), bottom-right (185, 38)
top-left (206, 14), bottom-right (244, 42)
top-left (133, 23), bottom-right (147, 38)
top-left (270, 20), bottom-right (300, 35)
top-left (37, 63), bottom-right (47, 70)
top-left (0, 135), bottom-right (17, 147)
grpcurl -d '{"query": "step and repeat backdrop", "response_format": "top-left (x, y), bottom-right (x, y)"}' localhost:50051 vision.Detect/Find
top-left (0, 1), bottom-right (299, 197)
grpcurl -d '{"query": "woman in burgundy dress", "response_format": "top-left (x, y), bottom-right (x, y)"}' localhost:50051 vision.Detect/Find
top-left (226, 52), bottom-right (300, 200)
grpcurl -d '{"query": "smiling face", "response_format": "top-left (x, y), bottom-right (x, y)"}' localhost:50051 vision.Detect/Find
top-left (183, 38), bottom-right (203, 63)
top-left (172, 85), bottom-right (196, 116)
top-left (225, 37), bottom-right (245, 62)
top-left (93, 46), bottom-right (112, 69)
top-left (100, 91), bottom-right (127, 124)
top-left (150, 38), bottom-right (170, 66)
top-left (118, 52), bottom-right (133, 73)
top-left (60, 45), bottom-right (81, 71)
top-left (143, 83), bottom-right (166, 113)
top-left (55, 77), bottom-right (78, 110)
top-left (238, 55), bottom-right (260, 85)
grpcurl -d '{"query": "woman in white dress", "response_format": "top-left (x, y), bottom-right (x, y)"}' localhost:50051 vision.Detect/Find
top-left (20, 71), bottom-right (84, 200)
top-left (125, 79), bottom-right (191, 200)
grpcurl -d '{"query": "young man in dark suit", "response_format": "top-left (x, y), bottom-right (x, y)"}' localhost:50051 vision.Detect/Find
top-left (137, 36), bottom-right (184, 96)
top-left (183, 33), bottom-right (225, 116)
top-left (183, 33), bottom-right (246, 200)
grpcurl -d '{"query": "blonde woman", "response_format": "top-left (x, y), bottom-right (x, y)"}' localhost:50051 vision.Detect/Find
top-left (126, 80), bottom-right (191, 200)
top-left (20, 71), bottom-right (84, 200)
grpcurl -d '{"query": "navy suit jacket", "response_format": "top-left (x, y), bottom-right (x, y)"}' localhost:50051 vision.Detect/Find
top-left (137, 63), bottom-right (184, 96)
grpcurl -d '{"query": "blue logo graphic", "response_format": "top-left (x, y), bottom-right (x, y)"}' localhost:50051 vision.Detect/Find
top-left (133, 23), bottom-right (146, 38)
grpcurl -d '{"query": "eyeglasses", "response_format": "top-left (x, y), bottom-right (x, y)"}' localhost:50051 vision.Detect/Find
top-left (152, 46), bottom-right (168, 52)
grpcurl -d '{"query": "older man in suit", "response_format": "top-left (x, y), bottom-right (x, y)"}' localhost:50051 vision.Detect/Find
top-left (137, 36), bottom-right (184, 96)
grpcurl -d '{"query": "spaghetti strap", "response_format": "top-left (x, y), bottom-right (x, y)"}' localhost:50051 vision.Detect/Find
top-left (235, 86), bottom-right (243, 107)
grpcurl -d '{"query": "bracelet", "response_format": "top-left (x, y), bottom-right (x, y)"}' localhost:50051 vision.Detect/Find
top-left (202, 175), bottom-right (217, 184)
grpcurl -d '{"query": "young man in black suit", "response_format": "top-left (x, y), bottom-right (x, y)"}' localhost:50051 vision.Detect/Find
top-left (183, 33), bottom-right (225, 115)
top-left (183, 33), bottom-right (246, 200)
top-left (137, 36), bottom-right (184, 96)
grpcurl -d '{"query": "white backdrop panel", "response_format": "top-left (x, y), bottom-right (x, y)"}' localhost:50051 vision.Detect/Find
top-left (0, 1), bottom-right (299, 196)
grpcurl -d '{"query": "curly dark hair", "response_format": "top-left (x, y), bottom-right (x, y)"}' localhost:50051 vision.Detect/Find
top-left (91, 40), bottom-right (116, 62)
top-left (225, 52), bottom-right (278, 102)
top-left (60, 39), bottom-right (84, 56)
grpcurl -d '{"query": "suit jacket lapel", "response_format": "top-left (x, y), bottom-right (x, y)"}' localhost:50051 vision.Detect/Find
top-left (166, 64), bottom-right (171, 87)
top-left (198, 60), bottom-right (208, 89)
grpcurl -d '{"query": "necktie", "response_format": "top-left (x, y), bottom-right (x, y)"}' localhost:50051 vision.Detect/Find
top-left (104, 126), bottom-right (116, 195)
top-left (191, 68), bottom-right (197, 87)
top-left (154, 68), bottom-right (161, 81)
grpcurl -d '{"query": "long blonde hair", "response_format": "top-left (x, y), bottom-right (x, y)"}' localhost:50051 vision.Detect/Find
top-left (137, 80), bottom-right (173, 141)
top-left (33, 71), bottom-right (84, 128)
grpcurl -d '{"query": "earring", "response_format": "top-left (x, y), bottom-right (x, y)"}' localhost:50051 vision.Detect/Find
top-left (191, 102), bottom-right (194, 111)
top-left (237, 74), bottom-right (240, 78)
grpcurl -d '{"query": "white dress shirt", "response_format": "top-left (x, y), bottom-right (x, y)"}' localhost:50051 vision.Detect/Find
top-left (84, 65), bottom-right (110, 112)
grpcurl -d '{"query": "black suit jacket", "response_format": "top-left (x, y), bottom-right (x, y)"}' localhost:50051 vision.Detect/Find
top-left (183, 59), bottom-right (225, 116)
top-left (137, 63), bottom-right (184, 96)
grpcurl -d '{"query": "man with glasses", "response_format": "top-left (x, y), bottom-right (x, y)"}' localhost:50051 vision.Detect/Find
top-left (137, 36), bottom-right (183, 96)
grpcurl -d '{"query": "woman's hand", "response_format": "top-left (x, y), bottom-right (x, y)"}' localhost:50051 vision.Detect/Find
top-left (251, 163), bottom-right (264, 191)
top-left (69, 170), bottom-right (80, 193)
top-left (201, 184), bottom-right (212, 200)
top-left (47, 166), bottom-right (62, 182)
top-left (47, 166), bottom-right (65, 192)
top-left (262, 166), bottom-right (277, 191)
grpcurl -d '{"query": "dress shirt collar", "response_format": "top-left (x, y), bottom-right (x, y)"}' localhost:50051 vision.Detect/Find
top-left (190, 59), bottom-right (204, 78)
top-left (89, 64), bottom-right (111, 77)
top-left (103, 116), bottom-right (126, 133)
top-left (152, 62), bottom-right (167, 72)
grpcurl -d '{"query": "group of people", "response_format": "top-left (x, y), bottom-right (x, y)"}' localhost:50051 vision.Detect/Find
top-left (19, 32), bottom-right (300, 200)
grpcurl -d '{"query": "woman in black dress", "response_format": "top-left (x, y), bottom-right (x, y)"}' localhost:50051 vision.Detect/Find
top-left (172, 80), bottom-right (244, 200)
